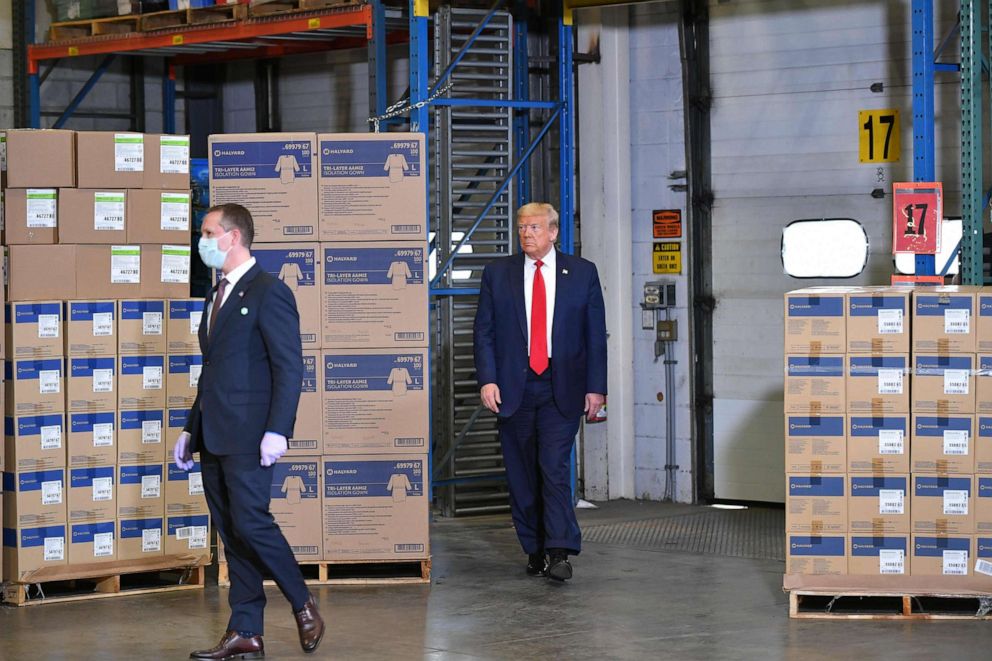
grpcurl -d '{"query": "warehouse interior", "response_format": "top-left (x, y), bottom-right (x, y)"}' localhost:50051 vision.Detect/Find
top-left (4, 0), bottom-right (992, 658)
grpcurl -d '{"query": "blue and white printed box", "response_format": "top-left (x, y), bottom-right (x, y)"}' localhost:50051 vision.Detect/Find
top-left (912, 286), bottom-right (979, 354)
top-left (786, 535), bottom-right (846, 575)
top-left (846, 288), bottom-right (910, 354)
top-left (5, 413), bottom-right (66, 471)
top-left (270, 458), bottom-right (322, 560)
top-left (65, 300), bottom-right (116, 357)
top-left (68, 520), bottom-right (116, 564)
top-left (784, 355), bottom-right (845, 414)
top-left (783, 288), bottom-right (846, 354)
top-left (252, 243), bottom-right (320, 348)
top-left (6, 301), bottom-right (61, 359)
top-left (67, 411), bottom-right (115, 467)
top-left (4, 358), bottom-right (64, 416)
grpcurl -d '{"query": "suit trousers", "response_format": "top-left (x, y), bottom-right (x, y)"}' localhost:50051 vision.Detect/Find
top-left (200, 446), bottom-right (309, 634)
top-left (498, 369), bottom-right (582, 555)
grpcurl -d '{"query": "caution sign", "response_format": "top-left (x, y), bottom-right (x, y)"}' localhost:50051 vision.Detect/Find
top-left (652, 242), bottom-right (682, 274)
top-left (653, 210), bottom-right (682, 239)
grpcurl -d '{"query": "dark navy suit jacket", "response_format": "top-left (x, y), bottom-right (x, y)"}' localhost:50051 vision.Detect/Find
top-left (474, 250), bottom-right (608, 419)
top-left (184, 262), bottom-right (303, 455)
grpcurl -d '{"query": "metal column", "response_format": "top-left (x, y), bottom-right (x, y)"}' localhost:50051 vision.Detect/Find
top-left (959, 0), bottom-right (985, 285)
top-left (911, 0), bottom-right (936, 275)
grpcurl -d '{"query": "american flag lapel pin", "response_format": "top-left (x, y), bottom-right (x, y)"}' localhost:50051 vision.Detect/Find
top-left (562, 268), bottom-right (568, 275)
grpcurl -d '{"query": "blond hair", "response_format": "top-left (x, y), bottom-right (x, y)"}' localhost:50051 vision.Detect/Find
top-left (516, 202), bottom-right (559, 230)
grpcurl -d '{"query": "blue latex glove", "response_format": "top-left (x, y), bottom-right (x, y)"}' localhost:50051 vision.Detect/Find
top-left (173, 431), bottom-right (195, 471)
top-left (260, 432), bottom-right (288, 467)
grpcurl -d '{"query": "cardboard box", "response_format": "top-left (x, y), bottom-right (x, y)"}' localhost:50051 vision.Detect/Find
top-left (118, 355), bottom-right (165, 410)
top-left (289, 351), bottom-right (321, 455)
top-left (911, 414), bottom-right (975, 474)
top-left (117, 463), bottom-right (164, 519)
top-left (912, 287), bottom-right (978, 354)
top-left (785, 535), bottom-right (847, 575)
top-left (165, 459), bottom-right (207, 518)
top-left (57, 188), bottom-right (127, 244)
top-left (270, 458), bottom-right (322, 560)
top-left (912, 354), bottom-right (975, 414)
top-left (784, 355), bottom-right (845, 415)
top-left (143, 134), bottom-right (191, 189)
top-left (977, 355), bottom-right (992, 415)
top-left (118, 300), bottom-right (167, 354)
top-left (67, 465), bottom-right (115, 523)
top-left (253, 243), bottom-right (320, 348)
top-left (7, 245), bottom-right (76, 301)
top-left (848, 474), bottom-right (910, 534)
top-left (64, 300), bottom-right (117, 357)
top-left (321, 243), bottom-right (428, 348)
top-left (208, 132), bottom-right (318, 242)
top-left (67, 411), bottom-right (115, 467)
top-left (68, 520), bottom-right (116, 564)
top-left (4, 413), bottom-right (66, 472)
top-left (912, 474), bottom-right (974, 534)
top-left (317, 132), bottom-right (426, 242)
top-left (167, 299), bottom-right (204, 354)
top-left (75, 132), bottom-right (146, 189)
top-left (979, 418), bottom-right (992, 473)
top-left (66, 356), bottom-right (116, 413)
top-left (167, 408), bottom-right (189, 451)
top-left (322, 455), bottom-right (429, 561)
top-left (118, 409), bottom-right (165, 464)
top-left (976, 476), bottom-right (992, 534)
top-left (166, 355), bottom-right (201, 409)
top-left (846, 288), bottom-right (910, 354)
top-left (5, 129), bottom-right (75, 188)
top-left (5, 358), bottom-right (64, 416)
top-left (849, 535), bottom-right (910, 576)
top-left (321, 348), bottom-right (428, 454)
top-left (786, 474), bottom-right (846, 534)
top-left (846, 354), bottom-right (909, 414)
top-left (164, 514), bottom-right (210, 562)
top-left (139, 244), bottom-right (192, 299)
top-left (4, 188), bottom-right (58, 245)
top-left (6, 301), bottom-right (62, 359)
top-left (783, 288), bottom-right (846, 354)
top-left (74, 245), bottom-right (141, 299)
top-left (979, 291), bottom-right (992, 353)
top-left (125, 189), bottom-right (191, 244)
top-left (117, 517), bottom-right (164, 560)
top-left (973, 536), bottom-right (992, 581)
top-left (2, 469), bottom-right (66, 527)
top-left (911, 535), bottom-right (972, 577)
top-left (2, 524), bottom-right (67, 580)
top-left (847, 415), bottom-right (910, 473)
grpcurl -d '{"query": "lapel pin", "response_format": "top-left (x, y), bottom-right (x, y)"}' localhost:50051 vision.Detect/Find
top-left (238, 291), bottom-right (245, 298)
top-left (562, 269), bottom-right (568, 275)
top-left (240, 307), bottom-right (248, 316)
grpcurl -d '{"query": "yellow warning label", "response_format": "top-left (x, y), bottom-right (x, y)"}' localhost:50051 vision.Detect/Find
top-left (652, 242), bottom-right (682, 274)
top-left (172, 35), bottom-right (184, 45)
top-left (308, 18), bottom-right (321, 28)
top-left (68, 46), bottom-right (79, 56)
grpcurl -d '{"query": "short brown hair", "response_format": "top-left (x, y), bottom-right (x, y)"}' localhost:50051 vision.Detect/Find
top-left (208, 203), bottom-right (254, 247)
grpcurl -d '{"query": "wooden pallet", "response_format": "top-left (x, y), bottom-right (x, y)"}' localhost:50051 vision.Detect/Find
top-left (789, 589), bottom-right (992, 620)
top-left (140, 4), bottom-right (248, 31)
top-left (2, 563), bottom-right (206, 607)
top-left (48, 14), bottom-right (141, 41)
top-left (218, 558), bottom-right (431, 587)
top-left (248, 0), bottom-right (362, 18)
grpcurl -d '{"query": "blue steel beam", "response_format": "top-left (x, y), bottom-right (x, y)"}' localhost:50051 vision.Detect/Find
top-left (162, 62), bottom-right (176, 134)
top-left (513, 11), bottom-right (531, 209)
top-left (558, 16), bottom-right (575, 254)
top-left (912, 0), bottom-right (935, 275)
top-left (53, 54), bottom-right (117, 129)
top-left (432, 98), bottom-right (557, 109)
top-left (26, 0), bottom-right (39, 127)
top-left (370, 0), bottom-right (388, 118)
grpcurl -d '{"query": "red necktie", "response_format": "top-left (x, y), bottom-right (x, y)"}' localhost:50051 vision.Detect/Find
top-left (530, 260), bottom-right (548, 374)
top-left (209, 278), bottom-right (228, 337)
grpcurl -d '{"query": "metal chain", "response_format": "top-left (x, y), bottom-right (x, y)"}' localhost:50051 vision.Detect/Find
top-left (368, 81), bottom-right (455, 132)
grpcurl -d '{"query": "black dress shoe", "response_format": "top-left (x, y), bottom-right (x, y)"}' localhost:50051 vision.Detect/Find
top-left (546, 550), bottom-right (573, 582)
top-left (190, 631), bottom-right (264, 660)
top-left (526, 552), bottom-right (548, 576)
top-left (293, 594), bottom-right (326, 654)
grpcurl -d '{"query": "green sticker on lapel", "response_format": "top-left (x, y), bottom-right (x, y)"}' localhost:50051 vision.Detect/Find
top-left (240, 307), bottom-right (248, 316)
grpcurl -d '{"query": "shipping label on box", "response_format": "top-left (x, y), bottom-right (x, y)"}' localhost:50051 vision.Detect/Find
top-left (784, 355), bottom-right (845, 414)
top-left (166, 355), bottom-right (201, 409)
top-left (57, 189), bottom-right (127, 244)
top-left (118, 300), bottom-right (166, 354)
top-left (68, 411), bottom-right (115, 467)
top-left (979, 293), bottom-right (992, 353)
top-left (117, 517), bottom-right (164, 560)
top-left (847, 290), bottom-right (910, 353)
top-left (848, 415), bottom-right (910, 473)
top-left (912, 354), bottom-right (975, 414)
top-left (912, 535), bottom-right (972, 577)
top-left (141, 245), bottom-right (190, 299)
top-left (975, 536), bottom-right (992, 580)
top-left (785, 415), bottom-right (846, 474)
top-left (849, 535), bottom-right (909, 576)
top-left (2, 524), bottom-right (67, 580)
top-left (5, 358), bottom-right (64, 416)
top-left (290, 352), bottom-right (321, 455)
top-left (846, 354), bottom-right (909, 414)
top-left (5, 301), bottom-right (62, 359)
top-left (786, 474), bottom-right (846, 534)
top-left (117, 463), bottom-right (164, 519)
top-left (126, 191), bottom-right (190, 244)
top-left (321, 243), bottom-right (428, 348)
top-left (68, 520), bottom-right (116, 564)
top-left (5, 413), bottom-right (65, 472)
top-left (67, 356), bottom-right (116, 413)
top-left (2, 469), bottom-right (66, 527)
top-left (912, 475), bottom-right (974, 534)
top-left (849, 474), bottom-right (910, 534)
top-left (3, 188), bottom-right (58, 245)
top-left (912, 415), bottom-right (975, 474)
top-left (978, 355), bottom-right (992, 415)
top-left (75, 132), bottom-right (145, 188)
top-left (322, 455), bottom-right (429, 561)
top-left (165, 459), bottom-right (206, 517)
top-left (786, 535), bottom-right (847, 575)
top-left (976, 477), bottom-right (992, 534)
top-left (321, 349), bottom-right (428, 454)
top-left (164, 514), bottom-right (210, 561)
top-left (118, 409), bottom-right (165, 464)
top-left (64, 300), bottom-right (116, 357)
top-left (270, 458), bottom-right (321, 560)
top-left (118, 355), bottom-right (166, 410)
top-left (913, 288), bottom-right (977, 353)
top-left (253, 243), bottom-right (320, 348)
top-left (67, 465), bottom-right (115, 523)
top-left (5, 129), bottom-right (75, 188)
top-left (73, 245), bottom-right (141, 300)
top-left (145, 135), bottom-right (191, 189)
top-left (783, 289), bottom-right (846, 354)
top-left (167, 300), bottom-right (204, 354)
top-left (317, 133), bottom-right (426, 241)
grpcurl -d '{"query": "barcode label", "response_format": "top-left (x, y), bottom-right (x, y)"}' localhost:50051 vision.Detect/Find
top-left (391, 224), bottom-right (422, 234)
top-left (877, 369), bottom-right (903, 395)
top-left (943, 550), bottom-right (969, 575)
top-left (395, 332), bottom-right (425, 341)
top-left (879, 549), bottom-right (905, 575)
top-left (878, 429), bottom-right (904, 455)
top-left (943, 430), bottom-right (969, 456)
top-left (945, 309), bottom-right (970, 334)
top-left (394, 543), bottom-right (425, 553)
top-left (976, 559), bottom-right (992, 576)
top-left (291, 545), bottom-right (319, 555)
top-left (878, 489), bottom-right (904, 515)
top-left (944, 490), bottom-right (969, 515)
top-left (944, 369), bottom-right (970, 395)
top-left (395, 437), bottom-right (425, 447)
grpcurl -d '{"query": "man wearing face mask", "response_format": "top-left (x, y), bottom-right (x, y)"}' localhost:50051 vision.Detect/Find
top-left (173, 203), bottom-right (325, 659)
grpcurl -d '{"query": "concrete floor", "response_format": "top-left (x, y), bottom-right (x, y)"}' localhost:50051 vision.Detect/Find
top-left (3, 500), bottom-right (992, 660)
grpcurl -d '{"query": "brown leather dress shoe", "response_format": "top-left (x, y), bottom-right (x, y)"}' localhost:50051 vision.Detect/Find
top-left (189, 631), bottom-right (264, 660)
top-left (293, 594), bottom-right (325, 653)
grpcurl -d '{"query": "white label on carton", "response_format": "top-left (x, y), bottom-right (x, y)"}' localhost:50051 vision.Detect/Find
top-left (976, 559), bottom-right (992, 576)
top-left (92, 477), bottom-right (113, 501)
top-left (92, 368), bottom-right (114, 393)
top-left (141, 474), bottom-right (161, 498)
top-left (93, 192), bottom-right (125, 231)
top-left (877, 309), bottom-right (904, 335)
top-left (189, 364), bottom-right (201, 389)
top-left (944, 369), bottom-right (970, 395)
top-left (945, 308), bottom-right (970, 334)
top-left (93, 532), bottom-right (114, 558)
top-left (142, 528), bottom-right (161, 552)
top-left (114, 133), bottom-right (144, 172)
top-left (142, 311), bottom-right (163, 336)
top-left (878, 429), bottom-right (905, 455)
top-left (189, 311), bottom-right (202, 335)
top-left (160, 193), bottom-right (190, 231)
top-left (141, 420), bottom-right (162, 444)
top-left (93, 422), bottom-right (113, 447)
top-left (142, 366), bottom-right (163, 390)
top-left (92, 312), bottom-right (113, 336)
top-left (944, 490), bottom-right (969, 515)
top-left (40, 424), bottom-right (62, 450)
top-left (878, 489), bottom-right (905, 515)
top-left (877, 369), bottom-right (903, 395)
top-left (176, 526), bottom-right (190, 540)
top-left (943, 550), bottom-right (969, 575)
top-left (189, 472), bottom-right (204, 496)
top-left (943, 430), bottom-right (970, 456)
top-left (879, 549), bottom-right (905, 575)
top-left (44, 536), bottom-right (65, 561)
top-left (189, 526), bottom-right (208, 549)
top-left (42, 480), bottom-right (62, 505)
top-left (160, 136), bottom-right (190, 174)
top-left (37, 314), bottom-right (59, 338)
top-left (161, 245), bottom-right (191, 283)
top-left (26, 189), bottom-right (57, 228)
top-left (39, 369), bottom-right (60, 394)
top-left (111, 245), bottom-right (141, 284)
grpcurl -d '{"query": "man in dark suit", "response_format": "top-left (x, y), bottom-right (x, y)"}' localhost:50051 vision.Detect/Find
top-left (173, 203), bottom-right (325, 659)
top-left (473, 202), bottom-right (607, 582)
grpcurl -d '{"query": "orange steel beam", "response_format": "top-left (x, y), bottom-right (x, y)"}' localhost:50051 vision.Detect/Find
top-left (171, 29), bottom-right (408, 66)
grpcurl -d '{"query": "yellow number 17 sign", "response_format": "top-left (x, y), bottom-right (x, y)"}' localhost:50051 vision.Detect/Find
top-left (859, 109), bottom-right (900, 163)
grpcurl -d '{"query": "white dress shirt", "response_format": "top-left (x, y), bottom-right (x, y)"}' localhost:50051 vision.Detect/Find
top-left (524, 248), bottom-right (556, 357)
top-left (205, 256), bottom-right (257, 327)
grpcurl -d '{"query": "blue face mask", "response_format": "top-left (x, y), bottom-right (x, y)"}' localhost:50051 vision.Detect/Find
top-left (198, 231), bottom-right (231, 270)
